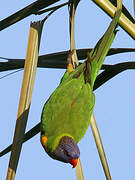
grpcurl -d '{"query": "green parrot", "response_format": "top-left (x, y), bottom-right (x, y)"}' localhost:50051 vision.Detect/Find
top-left (40, 10), bottom-right (121, 168)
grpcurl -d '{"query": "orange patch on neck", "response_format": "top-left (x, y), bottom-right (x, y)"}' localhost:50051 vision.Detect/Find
top-left (41, 136), bottom-right (48, 150)
top-left (67, 64), bottom-right (73, 73)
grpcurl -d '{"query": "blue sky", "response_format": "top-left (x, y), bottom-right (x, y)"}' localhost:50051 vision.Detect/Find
top-left (0, 0), bottom-right (135, 179)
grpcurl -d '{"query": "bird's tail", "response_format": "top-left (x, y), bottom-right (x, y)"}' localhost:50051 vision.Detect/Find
top-left (86, 10), bottom-right (121, 89)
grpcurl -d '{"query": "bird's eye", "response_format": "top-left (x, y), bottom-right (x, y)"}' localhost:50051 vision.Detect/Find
top-left (63, 149), bottom-right (67, 155)
top-left (63, 149), bottom-right (71, 157)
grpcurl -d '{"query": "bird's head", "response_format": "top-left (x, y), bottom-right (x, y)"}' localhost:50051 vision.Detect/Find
top-left (41, 135), bottom-right (80, 168)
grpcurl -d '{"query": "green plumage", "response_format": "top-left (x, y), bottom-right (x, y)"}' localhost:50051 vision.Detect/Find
top-left (41, 10), bottom-right (121, 155)
top-left (41, 66), bottom-right (95, 144)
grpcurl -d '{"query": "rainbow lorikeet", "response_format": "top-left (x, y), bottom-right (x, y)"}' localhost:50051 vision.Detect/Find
top-left (40, 10), bottom-right (121, 168)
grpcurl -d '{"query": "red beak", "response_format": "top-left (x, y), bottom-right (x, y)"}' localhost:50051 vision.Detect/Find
top-left (69, 158), bottom-right (78, 168)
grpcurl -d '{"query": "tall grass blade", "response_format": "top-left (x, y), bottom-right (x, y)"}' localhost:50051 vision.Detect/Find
top-left (75, 158), bottom-right (84, 180)
top-left (90, 114), bottom-right (111, 180)
top-left (69, 0), bottom-right (80, 67)
top-left (6, 21), bottom-right (44, 180)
